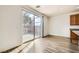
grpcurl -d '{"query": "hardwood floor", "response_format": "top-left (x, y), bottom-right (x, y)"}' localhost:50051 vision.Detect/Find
top-left (30, 36), bottom-right (79, 53)
top-left (10, 36), bottom-right (79, 53)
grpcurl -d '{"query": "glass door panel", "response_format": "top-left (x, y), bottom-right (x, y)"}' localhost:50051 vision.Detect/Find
top-left (35, 16), bottom-right (42, 38)
top-left (22, 11), bottom-right (34, 43)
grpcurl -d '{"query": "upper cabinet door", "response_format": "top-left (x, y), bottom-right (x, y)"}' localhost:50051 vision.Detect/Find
top-left (70, 15), bottom-right (76, 25)
top-left (76, 14), bottom-right (79, 25)
top-left (70, 14), bottom-right (79, 25)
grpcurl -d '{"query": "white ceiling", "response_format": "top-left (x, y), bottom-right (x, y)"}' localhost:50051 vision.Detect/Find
top-left (29, 5), bottom-right (79, 16)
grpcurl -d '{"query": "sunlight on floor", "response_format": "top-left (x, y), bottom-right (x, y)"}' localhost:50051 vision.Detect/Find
top-left (22, 34), bottom-right (33, 43)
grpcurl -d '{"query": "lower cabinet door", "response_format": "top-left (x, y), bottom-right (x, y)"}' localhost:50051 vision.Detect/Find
top-left (71, 38), bottom-right (78, 45)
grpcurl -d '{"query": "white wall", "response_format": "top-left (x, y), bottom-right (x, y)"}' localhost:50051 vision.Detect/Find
top-left (49, 12), bottom-right (79, 37)
top-left (0, 6), bottom-right (22, 52)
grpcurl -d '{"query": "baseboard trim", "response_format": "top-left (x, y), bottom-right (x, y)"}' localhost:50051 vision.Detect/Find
top-left (1, 45), bottom-right (21, 53)
top-left (46, 35), bottom-right (70, 39)
top-left (1, 40), bottom-right (34, 53)
top-left (43, 35), bottom-right (49, 38)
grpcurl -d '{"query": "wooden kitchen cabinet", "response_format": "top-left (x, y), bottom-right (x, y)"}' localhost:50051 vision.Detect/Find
top-left (70, 14), bottom-right (79, 25)
top-left (70, 31), bottom-right (78, 45)
top-left (76, 14), bottom-right (79, 24)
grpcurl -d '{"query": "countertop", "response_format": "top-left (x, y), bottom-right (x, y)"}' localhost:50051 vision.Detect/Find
top-left (73, 31), bottom-right (79, 36)
top-left (70, 29), bottom-right (79, 36)
top-left (70, 29), bottom-right (79, 31)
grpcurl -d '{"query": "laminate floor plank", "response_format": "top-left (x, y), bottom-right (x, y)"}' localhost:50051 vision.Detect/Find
top-left (11, 36), bottom-right (79, 53)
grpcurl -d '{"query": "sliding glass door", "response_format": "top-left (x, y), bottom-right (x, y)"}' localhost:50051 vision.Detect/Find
top-left (35, 16), bottom-right (42, 38)
top-left (22, 10), bottom-right (43, 43)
